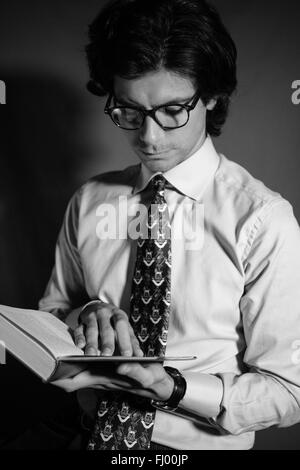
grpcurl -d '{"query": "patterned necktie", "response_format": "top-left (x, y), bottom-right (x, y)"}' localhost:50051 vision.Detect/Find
top-left (87, 174), bottom-right (172, 450)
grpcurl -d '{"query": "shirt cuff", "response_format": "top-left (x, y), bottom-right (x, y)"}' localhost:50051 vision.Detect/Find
top-left (179, 371), bottom-right (223, 419)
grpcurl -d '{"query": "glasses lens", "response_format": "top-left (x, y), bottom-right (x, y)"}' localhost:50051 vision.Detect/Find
top-left (111, 108), bottom-right (143, 129)
top-left (155, 106), bottom-right (189, 128)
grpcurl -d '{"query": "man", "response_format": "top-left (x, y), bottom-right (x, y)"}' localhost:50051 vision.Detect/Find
top-left (39, 0), bottom-right (300, 450)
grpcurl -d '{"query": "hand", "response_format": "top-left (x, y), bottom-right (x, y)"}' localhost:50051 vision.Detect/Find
top-left (116, 362), bottom-right (175, 401)
top-left (73, 301), bottom-right (143, 357)
top-left (51, 362), bottom-right (174, 402)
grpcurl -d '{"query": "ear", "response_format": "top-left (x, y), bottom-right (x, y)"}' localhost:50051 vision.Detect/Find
top-left (206, 98), bottom-right (217, 111)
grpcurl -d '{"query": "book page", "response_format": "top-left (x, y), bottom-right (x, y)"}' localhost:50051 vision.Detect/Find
top-left (0, 304), bottom-right (82, 358)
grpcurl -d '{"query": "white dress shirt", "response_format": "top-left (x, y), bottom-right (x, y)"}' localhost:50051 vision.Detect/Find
top-left (39, 136), bottom-right (300, 450)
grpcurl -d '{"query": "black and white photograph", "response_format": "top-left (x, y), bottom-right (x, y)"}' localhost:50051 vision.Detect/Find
top-left (0, 0), bottom-right (300, 453)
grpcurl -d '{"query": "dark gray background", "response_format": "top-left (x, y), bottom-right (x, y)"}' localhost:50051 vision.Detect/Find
top-left (0, 0), bottom-right (299, 449)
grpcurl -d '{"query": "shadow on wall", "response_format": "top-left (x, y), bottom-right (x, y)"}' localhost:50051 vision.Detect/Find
top-left (0, 70), bottom-right (92, 308)
top-left (0, 70), bottom-right (97, 445)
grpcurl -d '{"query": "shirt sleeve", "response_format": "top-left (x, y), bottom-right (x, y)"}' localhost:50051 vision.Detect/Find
top-left (38, 186), bottom-right (90, 320)
top-left (176, 199), bottom-right (300, 435)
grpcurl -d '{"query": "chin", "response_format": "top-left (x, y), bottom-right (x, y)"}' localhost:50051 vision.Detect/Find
top-left (144, 159), bottom-right (172, 173)
top-left (137, 152), bottom-right (176, 172)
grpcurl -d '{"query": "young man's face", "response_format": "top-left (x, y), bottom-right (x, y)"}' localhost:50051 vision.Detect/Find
top-left (113, 68), bottom-right (215, 173)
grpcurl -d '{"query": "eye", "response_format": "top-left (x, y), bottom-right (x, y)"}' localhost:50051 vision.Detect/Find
top-left (161, 105), bottom-right (184, 116)
top-left (122, 108), bottom-right (140, 122)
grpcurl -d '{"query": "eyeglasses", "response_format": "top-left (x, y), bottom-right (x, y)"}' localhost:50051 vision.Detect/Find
top-left (104, 92), bottom-right (202, 130)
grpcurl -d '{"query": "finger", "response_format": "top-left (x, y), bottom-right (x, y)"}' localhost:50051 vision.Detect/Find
top-left (51, 370), bottom-right (96, 393)
top-left (117, 363), bottom-right (154, 388)
top-left (128, 324), bottom-right (144, 357)
top-left (52, 370), bottom-right (137, 393)
top-left (84, 314), bottom-right (99, 355)
top-left (97, 307), bottom-right (115, 356)
top-left (112, 308), bottom-right (132, 356)
top-left (74, 324), bottom-right (86, 349)
top-left (118, 362), bottom-right (168, 386)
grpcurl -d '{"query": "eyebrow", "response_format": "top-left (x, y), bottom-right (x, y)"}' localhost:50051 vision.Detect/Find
top-left (114, 95), bottom-right (193, 108)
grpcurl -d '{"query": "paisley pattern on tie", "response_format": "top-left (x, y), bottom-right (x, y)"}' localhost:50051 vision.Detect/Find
top-left (87, 174), bottom-right (172, 450)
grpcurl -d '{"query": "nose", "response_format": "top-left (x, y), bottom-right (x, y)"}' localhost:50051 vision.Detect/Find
top-left (138, 115), bottom-right (163, 147)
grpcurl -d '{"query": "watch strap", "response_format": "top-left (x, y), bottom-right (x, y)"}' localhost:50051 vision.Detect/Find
top-left (151, 366), bottom-right (187, 411)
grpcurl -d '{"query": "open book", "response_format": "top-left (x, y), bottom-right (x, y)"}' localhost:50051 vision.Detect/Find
top-left (0, 304), bottom-right (196, 382)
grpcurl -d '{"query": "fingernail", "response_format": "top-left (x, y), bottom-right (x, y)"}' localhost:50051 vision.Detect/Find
top-left (102, 348), bottom-right (112, 356)
top-left (86, 347), bottom-right (96, 355)
top-left (123, 350), bottom-right (132, 357)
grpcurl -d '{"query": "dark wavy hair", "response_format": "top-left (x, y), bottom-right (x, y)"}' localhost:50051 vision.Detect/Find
top-left (85, 0), bottom-right (237, 136)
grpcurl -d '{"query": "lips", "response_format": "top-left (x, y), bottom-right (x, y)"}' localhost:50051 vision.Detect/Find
top-left (141, 150), bottom-right (167, 156)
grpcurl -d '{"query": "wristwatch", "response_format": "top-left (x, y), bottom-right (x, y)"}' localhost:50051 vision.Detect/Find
top-left (151, 366), bottom-right (187, 412)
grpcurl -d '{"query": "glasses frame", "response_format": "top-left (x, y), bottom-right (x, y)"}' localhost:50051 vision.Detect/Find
top-left (104, 92), bottom-right (202, 131)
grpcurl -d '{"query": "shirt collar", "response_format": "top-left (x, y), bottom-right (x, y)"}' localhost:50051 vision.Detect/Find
top-left (132, 135), bottom-right (220, 201)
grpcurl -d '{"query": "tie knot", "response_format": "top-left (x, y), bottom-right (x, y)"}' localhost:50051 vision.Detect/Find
top-left (150, 174), bottom-right (167, 195)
